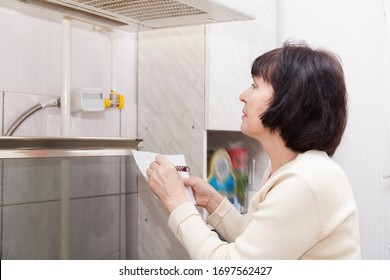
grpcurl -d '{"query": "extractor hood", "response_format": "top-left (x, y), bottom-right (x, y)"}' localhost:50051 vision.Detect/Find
top-left (24, 0), bottom-right (256, 30)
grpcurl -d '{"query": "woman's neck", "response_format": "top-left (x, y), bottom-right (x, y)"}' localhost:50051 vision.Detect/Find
top-left (259, 132), bottom-right (299, 177)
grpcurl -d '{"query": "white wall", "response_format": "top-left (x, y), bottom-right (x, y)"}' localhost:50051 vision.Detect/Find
top-left (278, 0), bottom-right (390, 260)
top-left (205, 0), bottom-right (276, 131)
top-left (0, 0), bottom-right (137, 138)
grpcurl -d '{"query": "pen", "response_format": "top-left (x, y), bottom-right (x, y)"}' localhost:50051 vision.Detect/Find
top-left (175, 166), bottom-right (190, 172)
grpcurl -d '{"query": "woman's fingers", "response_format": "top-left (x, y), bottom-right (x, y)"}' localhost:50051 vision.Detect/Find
top-left (155, 154), bottom-right (171, 165)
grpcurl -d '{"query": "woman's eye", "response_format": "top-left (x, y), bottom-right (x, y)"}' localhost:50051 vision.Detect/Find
top-left (251, 83), bottom-right (256, 89)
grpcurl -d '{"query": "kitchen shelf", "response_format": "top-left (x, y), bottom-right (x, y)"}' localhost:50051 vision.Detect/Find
top-left (0, 136), bottom-right (142, 159)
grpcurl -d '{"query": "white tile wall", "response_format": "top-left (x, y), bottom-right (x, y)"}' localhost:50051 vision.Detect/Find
top-left (278, 0), bottom-right (390, 260)
top-left (0, 0), bottom-right (137, 138)
top-left (0, 1), bottom-right (62, 96)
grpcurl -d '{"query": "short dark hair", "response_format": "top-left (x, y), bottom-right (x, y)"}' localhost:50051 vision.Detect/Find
top-left (251, 42), bottom-right (347, 156)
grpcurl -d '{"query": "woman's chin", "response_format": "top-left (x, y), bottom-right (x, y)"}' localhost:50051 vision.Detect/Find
top-left (240, 124), bottom-right (248, 136)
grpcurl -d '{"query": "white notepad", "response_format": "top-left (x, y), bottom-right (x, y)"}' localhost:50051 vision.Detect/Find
top-left (132, 150), bottom-right (195, 203)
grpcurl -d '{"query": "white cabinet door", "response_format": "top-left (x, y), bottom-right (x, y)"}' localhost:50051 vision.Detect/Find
top-left (205, 0), bottom-right (277, 131)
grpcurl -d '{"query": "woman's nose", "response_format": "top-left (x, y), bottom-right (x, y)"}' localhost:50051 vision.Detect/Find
top-left (239, 88), bottom-right (249, 102)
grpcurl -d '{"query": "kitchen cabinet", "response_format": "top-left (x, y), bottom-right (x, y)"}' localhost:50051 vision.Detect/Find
top-left (205, 0), bottom-right (277, 131)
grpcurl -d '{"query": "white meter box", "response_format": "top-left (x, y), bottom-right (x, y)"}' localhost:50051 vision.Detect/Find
top-left (71, 88), bottom-right (105, 113)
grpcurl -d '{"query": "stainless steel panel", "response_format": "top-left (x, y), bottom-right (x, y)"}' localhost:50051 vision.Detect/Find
top-left (2, 201), bottom-right (61, 259)
top-left (0, 137), bottom-right (141, 159)
top-left (1, 156), bottom-right (138, 259)
top-left (70, 196), bottom-right (120, 260)
top-left (0, 136), bottom-right (140, 259)
top-left (125, 193), bottom-right (138, 260)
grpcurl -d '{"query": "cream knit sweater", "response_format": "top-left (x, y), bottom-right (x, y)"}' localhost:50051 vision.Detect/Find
top-left (168, 150), bottom-right (361, 259)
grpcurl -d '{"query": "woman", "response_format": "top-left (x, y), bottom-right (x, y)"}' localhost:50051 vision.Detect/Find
top-left (146, 42), bottom-right (361, 259)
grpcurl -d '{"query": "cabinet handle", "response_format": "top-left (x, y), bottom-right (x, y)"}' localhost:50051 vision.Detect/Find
top-left (384, 174), bottom-right (390, 180)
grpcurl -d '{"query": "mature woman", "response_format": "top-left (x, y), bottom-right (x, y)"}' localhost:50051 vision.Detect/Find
top-left (146, 42), bottom-right (361, 259)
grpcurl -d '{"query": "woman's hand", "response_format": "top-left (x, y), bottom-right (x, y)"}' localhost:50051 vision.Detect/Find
top-left (146, 155), bottom-right (188, 214)
top-left (183, 176), bottom-right (224, 214)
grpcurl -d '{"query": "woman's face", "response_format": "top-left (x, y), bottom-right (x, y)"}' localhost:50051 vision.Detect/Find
top-left (239, 76), bottom-right (274, 139)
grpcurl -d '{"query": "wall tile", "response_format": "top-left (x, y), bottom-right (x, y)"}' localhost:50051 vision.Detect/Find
top-left (0, 1), bottom-right (62, 96)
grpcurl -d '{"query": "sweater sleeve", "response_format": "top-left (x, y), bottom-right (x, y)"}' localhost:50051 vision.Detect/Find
top-left (168, 175), bottom-right (321, 259)
top-left (206, 197), bottom-right (247, 242)
top-left (168, 202), bottom-right (232, 259)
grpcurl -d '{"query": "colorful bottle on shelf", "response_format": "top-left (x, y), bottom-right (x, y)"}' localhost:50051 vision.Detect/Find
top-left (207, 149), bottom-right (236, 205)
top-left (227, 147), bottom-right (249, 214)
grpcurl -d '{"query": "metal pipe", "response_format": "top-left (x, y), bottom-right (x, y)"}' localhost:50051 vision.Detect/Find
top-left (5, 104), bottom-right (42, 136)
top-left (110, 30), bottom-right (118, 92)
top-left (109, 30), bottom-right (123, 137)
top-left (60, 16), bottom-right (72, 260)
top-left (61, 17), bottom-right (72, 137)
top-left (5, 98), bottom-right (60, 136)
